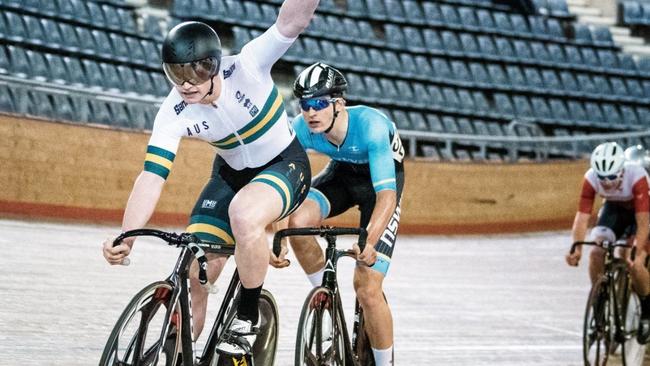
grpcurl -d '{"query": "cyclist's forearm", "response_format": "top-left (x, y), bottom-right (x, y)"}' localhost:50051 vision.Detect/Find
top-left (365, 190), bottom-right (397, 247)
top-left (571, 212), bottom-right (591, 243)
top-left (275, 0), bottom-right (319, 38)
top-left (634, 211), bottom-right (649, 251)
top-left (121, 172), bottom-right (165, 246)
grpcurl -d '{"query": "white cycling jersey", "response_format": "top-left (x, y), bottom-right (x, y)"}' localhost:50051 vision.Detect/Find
top-left (144, 24), bottom-right (296, 179)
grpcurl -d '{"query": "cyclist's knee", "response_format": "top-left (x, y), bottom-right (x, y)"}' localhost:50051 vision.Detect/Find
top-left (589, 247), bottom-right (605, 262)
top-left (355, 284), bottom-right (385, 309)
top-left (287, 203), bottom-right (321, 229)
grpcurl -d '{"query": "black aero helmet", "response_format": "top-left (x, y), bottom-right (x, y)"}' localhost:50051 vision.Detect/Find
top-left (293, 62), bottom-right (347, 99)
top-left (161, 21), bottom-right (222, 86)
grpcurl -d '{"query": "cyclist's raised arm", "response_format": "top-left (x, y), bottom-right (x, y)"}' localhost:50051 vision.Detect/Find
top-left (120, 171), bottom-right (166, 244)
top-left (239, 0), bottom-right (319, 77)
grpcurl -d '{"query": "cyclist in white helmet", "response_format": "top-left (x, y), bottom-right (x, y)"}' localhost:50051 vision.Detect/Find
top-left (625, 144), bottom-right (650, 174)
top-left (566, 141), bottom-right (650, 343)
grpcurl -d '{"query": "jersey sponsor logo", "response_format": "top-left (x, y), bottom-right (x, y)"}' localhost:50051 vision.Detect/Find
top-left (348, 146), bottom-right (360, 152)
top-left (223, 63), bottom-right (236, 79)
top-left (235, 90), bottom-right (260, 117)
top-left (390, 129), bottom-right (405, 163)
top-left (174, 100), bottom-right (188, 115)
top-left (379, 204), bottom-right (401, 248)
top-left (201, 199), bottom-right (217, 209)
top-left (186, 121), bottom-right (210, 136)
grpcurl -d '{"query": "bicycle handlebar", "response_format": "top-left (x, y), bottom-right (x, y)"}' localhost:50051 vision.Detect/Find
top-left (571, 240), bottom-right (636, 261)
top-left (272, 226), bottom-right (368, 258)
top-left (113, 228), bottom-right (235, 286)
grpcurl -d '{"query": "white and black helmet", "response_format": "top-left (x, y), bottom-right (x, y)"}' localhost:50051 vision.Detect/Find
top-left (624, 144), bottom-right (650, 169)
top-left (293, 62), bottom-right (347, 99)
top-left (591, 142), bottom-right (625, 177)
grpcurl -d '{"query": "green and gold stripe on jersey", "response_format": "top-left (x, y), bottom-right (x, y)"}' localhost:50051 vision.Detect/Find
top-left (251, 170), bottom-right (294, 219)
top-left (144, 146), bottom-right (176, 179)
top-left (186, 215), bottom-right (235, 244)
top-left (210, 86), bottom-right (285, 150)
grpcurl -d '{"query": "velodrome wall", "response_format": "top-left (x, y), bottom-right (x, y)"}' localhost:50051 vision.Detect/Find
top-left (0, 116), bottom-right (589, 234)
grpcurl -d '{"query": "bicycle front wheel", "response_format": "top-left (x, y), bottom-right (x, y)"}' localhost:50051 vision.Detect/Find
top-left (295, 287), bottom-right (346, 366)
top-left (584, 277), bottom-right (611, 366)
top-left (622, 292), bottom-right (646, 366)
top-left (99, 281), bottom-right (181, 366)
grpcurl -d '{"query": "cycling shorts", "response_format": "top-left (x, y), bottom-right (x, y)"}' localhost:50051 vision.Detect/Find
top-left (595, 201), bottom-right (637, 240)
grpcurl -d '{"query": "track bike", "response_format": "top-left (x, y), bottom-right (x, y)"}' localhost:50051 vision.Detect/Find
top-left (99, 228), bottom-right (279, 366)
top-left (273, 226), bottom-right (393, 366)
top-left (571, 239), bottom-right (645, 366)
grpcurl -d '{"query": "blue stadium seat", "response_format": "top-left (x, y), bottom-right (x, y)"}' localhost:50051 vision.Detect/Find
top-left (408, 111), bottom-right (429, 131)
top-left (4, 12), bottom-right (27, 43)
top-left (617, 53), bottom-right (638, 75)
top-left (51, 93), bottom-right (75, 122)
top-left (385, 0), bottom-right (406, 23)
top-left (365, 0), bottom-right (388, 20)
top-left (597, 50), bottom-right (619, 69)
top-left (576, 73), bottom-right (597, 94)
top-left (457, 89), bottom-right (476, 112)
top-left (584, 102), bottom-right (605, 125)
top-left (362, 75), bottom-right (382, 102)
top-left (6, 45), bottom-right (29, 78)
top-left (424, 114), bottom-right (443, 133)
top-left (225, 0), bottom-right (246, 22)
top-left (442, 87), bottom-right (461, 111)
top-left (392, 110), bottom-right (411, 130)
top-left (345, 73), bottom-right (364, 98)
top-left (637, 106), bottom-right (650, 126)
top-left (232, 27), bottom-right (252, 52)
top-left (411, 82), bottom-right (431, 106)
top-left (243, 2), bottom-right (265, 25)
top-left (25, 50), bottom-right (48, 82)
top-left (572, 23), bottom-right (592, 45)
top-left (528, 16), bottom-right (548, 38)
top-left (442, 116), bottom-right (460, 134)
top-left (414, 55), bottom-right (433, 77)
top-left (303, 37), bottom-right (325, 60)
top-left (441, 31), bottom-right (463, 56)
top-left (398, 53), bottom-right (417, 77)
top-left (487, 64), bottom-right (508, 86)
top-left (530, 97), bottom-right (553, 120)
top-left (100, 63), bottom-right (122, 92)
top-left (601, 103), bottom-right (622, 125)
top-left (546, 43), bottom-right (566, 64)
top-left (333, 43), bottom-right (352, 67)
top-left (151, 72), bottom-right (170, 96)
top-left (476, 9), bottom-right (495, 30)
top-left (513, 40), bottom-right (533, 61)
top-left (547, 0), bottom-right (571, 18)
top-left (74, 26), bottom-right (96, 57)
top-left (523, 67), bottom-right (545, 92)
top-left (86, 1), bottom-right (107, 28)
top-left (620, 105), bottom-right (639, 126)
top-left (580, 47), bottom-right (602, 71)
top-left (422, 2), bottom-right (444, 26)
top-left (102, 4), bottom-right (122, 31)
top-left (563, 45), bottom-right (584, 66)
top-left (592, 75), bottom-right (612, 96)
top-left (492, 12), bottom-right (514, 35)
top-left (457, 117), bottom-right (475, 135)
top-left (620, 1), bottom-right (643, 25)
top-left (450, 60), bottom-right (473, 86)
top-left (512, 95), bottom-right (533, 117)
top-left (529, 42), bottom-right (553, 66)
top-left (457, 7), bottom-right (479, 31)
top-left (440, 4), bottom-right (461, 26)
top-left (643, 80), bottom-right (650, 98)
top-left (69, 0), bottom-right (91, 23)
top-left (567, 100), bottom-right (588, 124)
top-left (81, 59), bottom-right (104, 89)
top-left (477, 35), bottom-right (498, 59)
top-left (548, 98), bottom-right (571, 122)
top-left (29, 90), bottom-right (55, 118)
top-left (365, 48), bottom-right (385, 72)
top-left (358, 21), bottom-right (382, 46)
top-left (92, 30), bottom-right (113, 60)
top-left (403, 26), bottom-right (426, 53)
top-left (493, 93), bottom-right (515, 118)
top-left (347, 0), bottom-right (368, 17)
top-left (125, 36), bottom-right (147, 66)
top-left (494, 37), bottom-right (516, 62)
top-left (404, 1), bottom-right (426, 25)
top-left (430, 57), bottom-right (452, 82)
top-left (22, 15), bottom-right (45, 47)
top-left (108, 102), bottom-right (132, 128)
top-left (131, 69), bottom-right (155, 97)
top-left (0, 83), bottom-right (15, 113)
top-left (509, 14), bottom-right (529, 35)
top-left (471, 91), bottom-right (491, 114)
top-left (469, 62), bottom-right (490, 87)
top-left (626, 78), bottom-right (645, 99)
top-left (125, 103), bottom-right (148, 129)
top-left (591, 26), bottom-right (614, 47)
top-left (379, 78), bottom-right (401, 104)
top-left (427, 85), bottom-right (446, 107)
top-left (384, 24), bottom-right (405, 48)
top-left (89, 98), bottom-right (113, 125)
top-left (116, 7), bottom-right (137, 34)
top-left (559, 71), bottom-right (579, 93)
top-left (460, 33), bottom-right (480, 57)
top-left (63, 56), bottom-right (87, 86)
top-left (110, 34), bottom-right (130, 63)
top-left (383, 51), bottom-right (401, 73)
top-left (505, 65), bottom-right (526, 89)
top-left (542, 69), bottom-right (562, 90)
top-left (423, 29), bottom-right (443, 53)
top-left (0, 46), bottom-right (9, 75)
top-left (546, 18), bottom-right (565, 40)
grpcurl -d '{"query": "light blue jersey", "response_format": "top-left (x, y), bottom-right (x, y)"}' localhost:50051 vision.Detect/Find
top-left (292, 105), bottom-right (404, 192)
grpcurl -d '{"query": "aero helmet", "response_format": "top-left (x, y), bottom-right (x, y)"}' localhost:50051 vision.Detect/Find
top-left (161, 21), bottom-right (221, 86)
top-left (624, 144), bottom-right (650, 169)
top-left (293, 62), bottom-right (347, 99)
top-left (590, 142), bottom-right (625, 177)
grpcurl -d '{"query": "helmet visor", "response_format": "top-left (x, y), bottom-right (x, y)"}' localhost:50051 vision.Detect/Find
top-left (162, 57), bottom-right (220, 86)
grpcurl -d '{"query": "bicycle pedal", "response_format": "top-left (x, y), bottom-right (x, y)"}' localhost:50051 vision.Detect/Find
top-left (216, 353), bottom-right (253, 366)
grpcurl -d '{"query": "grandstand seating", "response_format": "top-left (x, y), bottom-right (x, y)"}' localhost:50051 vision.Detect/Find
top-left (0, 0), bottom-right (649, 161)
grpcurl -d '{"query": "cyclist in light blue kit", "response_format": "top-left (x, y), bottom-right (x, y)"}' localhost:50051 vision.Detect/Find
top-left (272, 63), bottom-right (405, 365)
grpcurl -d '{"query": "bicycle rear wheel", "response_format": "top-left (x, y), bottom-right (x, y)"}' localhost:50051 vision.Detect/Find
top-left (99, 281), bottom-right (181, 366)
top-left (295, 286), bottom-right (346, 366)
top-left (211, 289), bottom-right (279, 366)
top-left (584, 277), bottom-right (611, 366)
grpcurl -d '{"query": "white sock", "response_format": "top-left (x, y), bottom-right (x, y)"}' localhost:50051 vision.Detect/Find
top-left (306, 267), bottom-right (325, 287)
top-left (372, 346), bottom-right (393, 366)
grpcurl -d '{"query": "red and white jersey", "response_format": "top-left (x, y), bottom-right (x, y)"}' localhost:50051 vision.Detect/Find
top-left (578, 163), bottom-right (650, 213)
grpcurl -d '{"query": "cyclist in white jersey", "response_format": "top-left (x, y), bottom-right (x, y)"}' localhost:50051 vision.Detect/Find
top-left (566, 142), bottom-right (650, 343)
top-left (102, 0), bottom-right (320, 356)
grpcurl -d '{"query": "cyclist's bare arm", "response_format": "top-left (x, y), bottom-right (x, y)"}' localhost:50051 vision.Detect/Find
top-left (360, 190), bottom-right (396, 264)
top-left (275, 0), bottom-right (320, 38)
top-left (103, 172), bottom-right (165, 264)
top-left (634, 211), bottom-right (649, 253)
top-left (567, 211), bottom-right (591, 266)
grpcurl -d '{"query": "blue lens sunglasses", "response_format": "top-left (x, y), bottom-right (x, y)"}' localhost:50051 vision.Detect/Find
top-left (299, 98), bottom-right (338, 112)
top-left (597, 173), bottom-right (621, 181)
